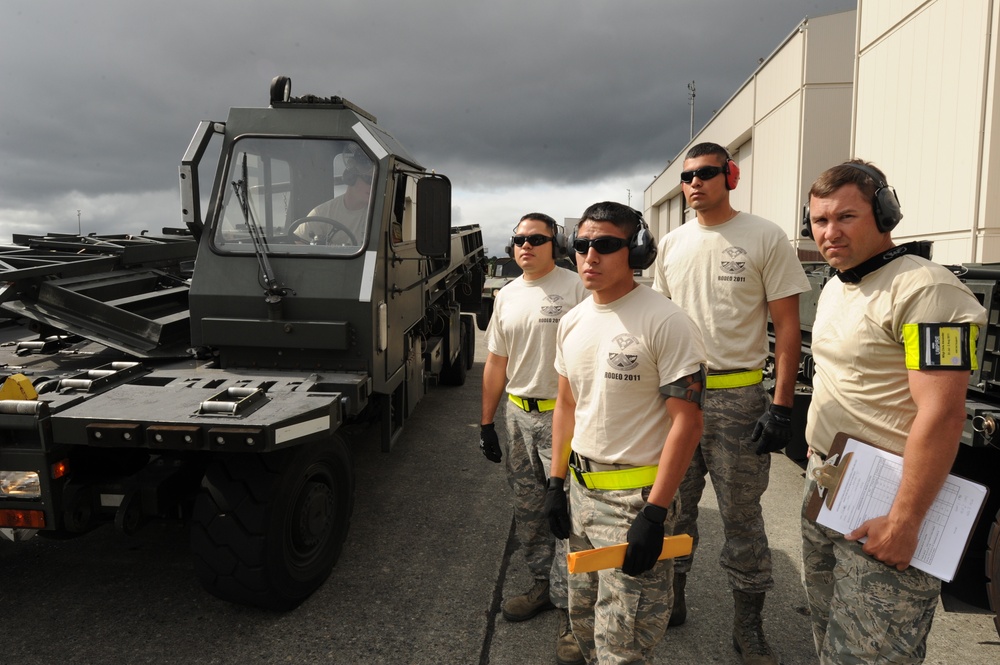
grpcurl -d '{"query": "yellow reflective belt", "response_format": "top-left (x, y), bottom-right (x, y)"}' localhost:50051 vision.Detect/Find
top-left (574, 465), bottom-right (659, 491)
top-left (508, 394), bottom-right (556, 412)
top-left (705, 369), bottom-right (763, 390)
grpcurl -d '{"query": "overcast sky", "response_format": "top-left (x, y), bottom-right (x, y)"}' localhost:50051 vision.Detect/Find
top-left (0, 0), bottom-right (856, 256)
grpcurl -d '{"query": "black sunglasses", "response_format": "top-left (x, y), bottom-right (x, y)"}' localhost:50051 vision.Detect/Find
top-left (680, 166), bottom-right (725, 184)
top-left (572, 236), bottom-right (628, 255)
top-left (511, 234), bottom-right (553, 247)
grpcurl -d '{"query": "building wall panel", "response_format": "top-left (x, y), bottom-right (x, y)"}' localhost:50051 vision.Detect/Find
top-left (749, 96), bottom-right (803, 238)
top-left (756, 32), bottom-right (805, 121)
top-left (859, 0), bottom-right (927, 51)
top-left (855, 0), bottom-right (988, 258)
top-left (801, 85), bottom-right (853, 196)
top-left (805, 11), bottom-right (857, 84)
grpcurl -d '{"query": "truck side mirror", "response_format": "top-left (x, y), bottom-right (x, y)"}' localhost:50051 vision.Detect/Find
top-left (416, 176), bottom-right (451, 257)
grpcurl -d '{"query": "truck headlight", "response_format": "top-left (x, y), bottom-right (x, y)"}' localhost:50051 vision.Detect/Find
top-left (0, 471), bottom-right (41, 498)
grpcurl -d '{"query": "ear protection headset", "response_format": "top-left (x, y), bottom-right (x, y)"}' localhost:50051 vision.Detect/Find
top-left (723, 156), bottom-right (740, 190)
top-left (505, 216), bottom-right (568, 258)
top-left (801, 162), bottom-right (903, 239)
top-left (568, 208), bottom-right (657, 270)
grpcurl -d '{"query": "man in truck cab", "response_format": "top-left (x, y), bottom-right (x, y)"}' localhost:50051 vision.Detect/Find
top-left (294, 148), bottom-right (375, 247)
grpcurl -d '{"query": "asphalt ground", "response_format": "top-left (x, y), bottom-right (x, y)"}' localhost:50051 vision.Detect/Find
top-left (1, 327), bottom-right (999, 664)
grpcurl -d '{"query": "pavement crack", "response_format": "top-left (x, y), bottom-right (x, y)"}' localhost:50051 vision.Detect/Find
top-left (479, 513), bottom-right (517, 665)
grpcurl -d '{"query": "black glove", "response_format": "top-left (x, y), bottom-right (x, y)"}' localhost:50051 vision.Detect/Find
top-left (479, 423), bottom-right (502, 463)
top-left (751, 403), bottom-right (794, 455)
top-left (544, 476), bottom-right (571, 540)
top-left (622, 503), bottom-right (667, 577)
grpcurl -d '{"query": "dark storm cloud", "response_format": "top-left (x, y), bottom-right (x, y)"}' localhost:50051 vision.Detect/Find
top-left (0, 0), bottom-right (855, 234)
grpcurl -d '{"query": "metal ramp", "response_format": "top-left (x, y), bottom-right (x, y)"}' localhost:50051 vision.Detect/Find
top-left (0, 233), bottom-right (197, 358)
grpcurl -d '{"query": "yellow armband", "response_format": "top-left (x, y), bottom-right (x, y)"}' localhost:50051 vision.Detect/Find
top-left (902, 323), bottom-right (978, 370)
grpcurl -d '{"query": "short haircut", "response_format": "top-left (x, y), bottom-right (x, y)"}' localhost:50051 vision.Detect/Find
top-left (685, 142), bottom-right (729, 164)
top-left (809, 159), bottom-right (887, 203)
top-left (577, 201), bottom-right (641, 237)
top-left (518, 212), bottom-right (558, 235)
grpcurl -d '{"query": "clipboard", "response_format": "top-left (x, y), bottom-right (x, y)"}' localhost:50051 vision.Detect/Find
top-left (805, 431), bottom-right (989, 582)
top-left (804, 431), bottom-right (864, 522)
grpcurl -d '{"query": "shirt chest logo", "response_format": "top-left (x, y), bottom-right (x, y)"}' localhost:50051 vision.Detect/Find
top-left (540, 294), bottom-right (565, 317)
top-left (720, 246), bottom-right (747, 274)
top-left (607, 333), bottom-right (640, 371)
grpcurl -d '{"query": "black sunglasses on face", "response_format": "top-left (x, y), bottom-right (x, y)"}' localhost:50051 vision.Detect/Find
top-left (511, 234), bottom-right (553, 247)
top-left (680, 165), bottom-right (724, 184)
top-left (572, 236), bottom-right (628, 255)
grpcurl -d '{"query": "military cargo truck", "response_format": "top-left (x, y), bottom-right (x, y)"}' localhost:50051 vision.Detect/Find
top-left (0, 76), bottom-right (486, 610)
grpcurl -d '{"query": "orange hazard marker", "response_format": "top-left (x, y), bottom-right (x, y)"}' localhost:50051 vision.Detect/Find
top-left (567, 534), bottom-right (693, 574)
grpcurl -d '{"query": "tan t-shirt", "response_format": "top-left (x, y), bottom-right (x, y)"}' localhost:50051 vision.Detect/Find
top-left (555, 285), bottom-right (707, 466)
top-left (295, 196), bottom-right (368, 246)
top-left (486, 267), bottom-right (587, 399)
top-left (652, 212), bottom-right (809, 371)
top-left (806, 255), bottom-right (986, 455)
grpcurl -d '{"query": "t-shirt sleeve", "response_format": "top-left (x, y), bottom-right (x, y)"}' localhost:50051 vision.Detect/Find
top-left (655, 310), bottom-right (707, 386)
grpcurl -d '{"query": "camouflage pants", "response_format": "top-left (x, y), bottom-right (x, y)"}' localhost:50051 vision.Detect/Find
top-left (673, 383), bottom-right (774, 593)
top-left (801, 454), bottom-right (940, 664)
top-left (503, 401), bottom-right (568, 608)
top-left (568, 480), bottom-right (679, 665)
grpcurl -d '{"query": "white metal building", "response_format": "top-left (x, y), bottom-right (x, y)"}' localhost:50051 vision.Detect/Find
top-left (645, 1), bottom-right (1000, 266)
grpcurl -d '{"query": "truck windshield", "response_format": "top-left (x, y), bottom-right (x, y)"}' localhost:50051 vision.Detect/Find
top-left (212, 137), bottom-right (376, 256)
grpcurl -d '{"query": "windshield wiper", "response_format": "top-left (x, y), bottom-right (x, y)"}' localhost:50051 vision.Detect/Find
top-left (230, 153), bottom-right (292, 315)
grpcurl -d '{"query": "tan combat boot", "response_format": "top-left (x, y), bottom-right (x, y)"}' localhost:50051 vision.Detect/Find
top-left (556, 608), bottom-right (585, 665)
top-left (501, 579), bottom-right (555, 622)
top-left (668, 572), bottom-right (687, 627)
top-left (732, 590), bottom-right (778, 664)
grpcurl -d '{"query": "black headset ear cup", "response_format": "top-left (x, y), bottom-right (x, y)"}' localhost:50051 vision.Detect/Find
top-left (800, 203), bottom-right (813, 239)
top-left (872, 186), bottom-right (902, 233)
top-left (628, 221), bottom-right (658, 270)
top-left (725, 159), bottom-right (740, 190)
top-left (553, 225), bottom-right (568, 258)
top-left (841, 162), bottom-right (903, 233)
top-left (505, 240), bottom-right (514, 258)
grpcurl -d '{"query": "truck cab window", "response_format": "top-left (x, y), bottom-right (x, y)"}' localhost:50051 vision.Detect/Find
top-left (212, 138), bottom-right (375, 256)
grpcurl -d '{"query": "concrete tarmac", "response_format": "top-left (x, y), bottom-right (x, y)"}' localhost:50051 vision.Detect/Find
top-left (1, 328), bottom-right (998, 664)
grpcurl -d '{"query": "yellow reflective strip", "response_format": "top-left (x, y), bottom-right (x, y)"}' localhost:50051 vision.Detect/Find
top-left (508, 394), bottom-right (556, 412)
top-left (508, 394), bottom-right (528, 410)
top-left (903, 323), bottom-right (921, 370)
top-left (705, 369), bottom-right (763, 390)
top-left (578, 465), bottom-right (659, 490)
top-left (971, 325), bottom-right (980, 370)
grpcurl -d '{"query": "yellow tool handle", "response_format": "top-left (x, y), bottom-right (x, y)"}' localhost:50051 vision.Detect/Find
top-left (567, 534), bottom-right (693, 574)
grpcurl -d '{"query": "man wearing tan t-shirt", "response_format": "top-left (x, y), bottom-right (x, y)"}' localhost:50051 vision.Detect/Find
top-left (653, 142), bottom-right (809, 664)
top-left (546, 201), bottom-right (706, 664)
top-left (481, 212), bottom-right (587, 665)
top-left (801, 160), bottom-right (986, 663)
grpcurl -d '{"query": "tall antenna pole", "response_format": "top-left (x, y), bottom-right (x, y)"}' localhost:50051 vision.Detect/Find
top-left (687, 81), bottom-right (696, 139)
top-left (77, 209), bottom-right (81, 236)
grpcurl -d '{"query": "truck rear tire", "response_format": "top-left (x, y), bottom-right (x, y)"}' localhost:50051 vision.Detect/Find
top-left (987, 507), bottom-right (1000, 637)
top-left (191, 437), bottom-right (354, 610)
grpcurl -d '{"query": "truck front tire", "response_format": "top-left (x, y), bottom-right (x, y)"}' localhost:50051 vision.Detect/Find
top-left (191, 437), bottom-right (354, 610)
